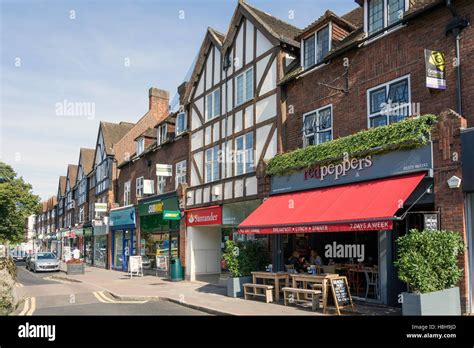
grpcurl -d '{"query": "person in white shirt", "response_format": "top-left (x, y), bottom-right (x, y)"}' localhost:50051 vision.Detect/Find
top-left (72, 247), bottom-right (81, 260)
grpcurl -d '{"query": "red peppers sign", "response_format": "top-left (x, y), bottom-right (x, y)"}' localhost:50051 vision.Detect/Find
top-left (186, 206), bottom-right (222, 226)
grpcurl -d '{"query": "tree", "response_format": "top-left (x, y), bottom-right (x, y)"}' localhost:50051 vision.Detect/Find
top-left (0, 162), bottom-right (40, 243)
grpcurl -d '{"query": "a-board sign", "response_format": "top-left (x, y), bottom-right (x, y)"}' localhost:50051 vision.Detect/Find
top-left (329, 276), bottom-right (353, 315)
top-left (129, 256), bottom-right (143, 277)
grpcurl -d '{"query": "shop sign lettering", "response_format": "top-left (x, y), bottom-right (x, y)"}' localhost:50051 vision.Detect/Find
top-left (304, 156), bottom-right (373, 181)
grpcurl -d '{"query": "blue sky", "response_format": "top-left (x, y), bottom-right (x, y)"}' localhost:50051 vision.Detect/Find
top-left (0, 0), bottom-right (358, 200)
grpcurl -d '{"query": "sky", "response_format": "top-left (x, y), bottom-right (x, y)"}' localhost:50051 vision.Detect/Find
top-left (0, 0), bottom-right (358, 201)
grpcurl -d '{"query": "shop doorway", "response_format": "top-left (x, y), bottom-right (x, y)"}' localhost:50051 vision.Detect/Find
top-left (112, 229), bottom-right (135, 271)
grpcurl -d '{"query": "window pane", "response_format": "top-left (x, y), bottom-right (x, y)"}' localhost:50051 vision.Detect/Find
top-left (370, 87), bottom-right (387, 114)
top-left (370, 115), bottom-right (387, 128)
top-left (206, 94), bottom-right (213, 119)
top-left (316, 26), bottom-right (330, 63)
top-left (303, 113), bottom-right (316, 135)
top-left (369, 0), bottom-right (384, 34)
top-left (388, 79), bottom-right (409, 104)
top-left (304, 35), bottom-right (315, 68)
top-left (236, 75), bottom-right (244, 105)
top-left (236, 136), bottom-right (244, 151)
top-left (388, 0), bottom-right (404, 25)
top-left (318, 108), bottom-right (332, 130)
top-left (318, 131), bottom-right (332, 144)
top-left (245, 69), bottom-right (253, 101)
top-left (214, 89), bottom-right (221, 116)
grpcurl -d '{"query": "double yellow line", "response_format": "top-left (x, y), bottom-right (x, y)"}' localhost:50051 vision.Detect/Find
top-left (18, 297), bottom-right (36, 316)
top-left (92, 291), bottom-right (148, 304)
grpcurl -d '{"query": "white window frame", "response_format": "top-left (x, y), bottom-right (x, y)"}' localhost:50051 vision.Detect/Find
top-left (175, 160), bottom-right (187, 189)
top-left (136, 137), bottom-right (145, 156)
top-left (157, 124), bottom-right (167, 146)
top-left (205, 88), bottom-right (221, 121)
top-left (175, 112), bottom-right (187, 135)
top-left (366, 74), bottom-right (411, 128)
top-left (205, 145), bottom-right (220, 183)
top-left (301, 23), bottom-right (332, 69)
top-left (302, 105), bottom-right (333, 147)
top-left (156, 175), bottom-right (166, 195)
top-left (364, 0), bottom-right (408, 35)
top-left (136, 177), bottom-right (144, 198)
top-left (124, 181), bottom-right (131, 206)
top-left (235, 132), bottom-right (255, 175)
top-left (235, 67), bottom-right (253, 106)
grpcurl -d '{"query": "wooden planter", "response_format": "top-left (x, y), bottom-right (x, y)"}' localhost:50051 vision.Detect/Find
top-left (66, 263), bottom-right (85, 275)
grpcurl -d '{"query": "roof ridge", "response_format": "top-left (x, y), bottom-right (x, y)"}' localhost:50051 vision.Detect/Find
top-left (242, 0), bottom-right (301, 33)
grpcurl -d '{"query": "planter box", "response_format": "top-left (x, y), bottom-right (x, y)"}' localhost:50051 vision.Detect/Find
top-left (66, 263), bottom-right (85, 275)
top-left (227, 276), bottom-right (252, 298)
top-left (402, 287), bottom-right (461, 315)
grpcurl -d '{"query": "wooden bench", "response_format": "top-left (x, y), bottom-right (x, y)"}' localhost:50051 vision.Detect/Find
top-left (282, 287), bottom-right (322, 311)
top-left (243, 283), bottom-right (274, 303)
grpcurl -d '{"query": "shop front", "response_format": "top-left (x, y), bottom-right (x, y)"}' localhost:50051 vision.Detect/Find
top-left (109, 206), bottom-right (137, 272)
top-left (93, 223), bottom-right (108, 269)
top-left (239, 144), bottom-right (436, 306)
top-left (83, 227), bottom-right (93, 265)
top-left (138, 193), bottom-right (181, 273)
top-left (185, 200), bottom-right (261, 283)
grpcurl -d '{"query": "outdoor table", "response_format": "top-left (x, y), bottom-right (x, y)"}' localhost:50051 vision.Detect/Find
top-left (251, 271), bottom-right (289, 302)
top-left (290, 273), bottom-right (339, 313)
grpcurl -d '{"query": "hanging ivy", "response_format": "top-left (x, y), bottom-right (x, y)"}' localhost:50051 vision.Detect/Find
top-left (267, 114), bottom-right (437, 176)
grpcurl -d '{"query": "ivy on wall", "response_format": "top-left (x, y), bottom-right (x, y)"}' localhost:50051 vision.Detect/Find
top-left (267, 114), bottom-right (437, 176)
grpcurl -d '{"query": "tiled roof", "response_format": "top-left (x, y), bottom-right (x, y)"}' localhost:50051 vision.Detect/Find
top-left (135, 127), bottom-right (156, 140)
top-left (80, 148), bottom-right (95, 175)
top-left (101, 121), bottom-right (135, 155)
top-left (67, 164), bottom-right (78, 187)
top-left (241, 0), bottom-right (301, 46)
top-left (59, 176), bottom-right (66, 196)
top-left (297, 10), bottom-right (357, 40)
top-left (341, 6), bottom-right (364, 28)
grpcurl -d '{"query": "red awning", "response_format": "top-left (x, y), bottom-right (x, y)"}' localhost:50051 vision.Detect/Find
top-left (238, 172), bottom-right (426, 234)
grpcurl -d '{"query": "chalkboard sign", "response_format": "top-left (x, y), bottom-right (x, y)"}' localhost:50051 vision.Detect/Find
top-left (329, 276), bottom-right (353, 315)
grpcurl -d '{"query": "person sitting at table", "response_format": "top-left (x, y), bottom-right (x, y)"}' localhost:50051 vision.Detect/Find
top-left (309, 250), bottom-right (322, 266)
top-left (287, 251), bottom-right (305, 273)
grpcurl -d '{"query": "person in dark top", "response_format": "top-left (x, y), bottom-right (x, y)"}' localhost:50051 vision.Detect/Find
top-left (287, 251), bottom-right (305, 273)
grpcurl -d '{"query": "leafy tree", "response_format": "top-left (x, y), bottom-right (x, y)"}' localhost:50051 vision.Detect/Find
top-left (0, 162), bottom-right (40, 243)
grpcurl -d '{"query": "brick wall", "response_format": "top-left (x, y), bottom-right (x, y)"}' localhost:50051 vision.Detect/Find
top-left (284, 0), bottom-right (474, 151)
top-left (113, 88), bottom-right (170, 165)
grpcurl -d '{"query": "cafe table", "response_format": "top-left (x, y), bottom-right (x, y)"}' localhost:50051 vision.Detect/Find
top-left (251, 271), bottom-right (289, 302)
top-left (290, 273), bottom-right (339, 313)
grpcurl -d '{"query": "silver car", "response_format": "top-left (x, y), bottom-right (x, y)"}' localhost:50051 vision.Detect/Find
top-left (26, 252), bottom-right (60, 272)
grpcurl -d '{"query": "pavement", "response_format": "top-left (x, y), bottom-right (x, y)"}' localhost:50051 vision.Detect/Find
top-left (24, 264), bottom-right (401, 316)
top-left (12, 262), bottom-right (208, 316)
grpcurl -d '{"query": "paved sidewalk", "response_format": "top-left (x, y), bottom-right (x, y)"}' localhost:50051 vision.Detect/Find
top-left (58, 266), bottom-right (400, 316)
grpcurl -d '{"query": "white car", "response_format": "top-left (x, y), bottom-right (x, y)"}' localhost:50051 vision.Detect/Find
top-left (26, 252), bottom-right (60, 272)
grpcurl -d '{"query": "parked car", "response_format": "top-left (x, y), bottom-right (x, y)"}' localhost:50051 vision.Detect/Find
top-left (26, 252), bottom-right (60, 272)
top-left (12, 254), bottom-right (26, 262)
top-left (141, 255), bottom-right (151, 269)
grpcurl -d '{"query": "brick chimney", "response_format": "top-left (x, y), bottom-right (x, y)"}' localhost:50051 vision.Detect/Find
top-left (149, 87), bottom-right (170, 116)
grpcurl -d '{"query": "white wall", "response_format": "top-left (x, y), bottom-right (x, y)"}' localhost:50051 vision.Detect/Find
top-left (186, 226), bottom-right (222, 281)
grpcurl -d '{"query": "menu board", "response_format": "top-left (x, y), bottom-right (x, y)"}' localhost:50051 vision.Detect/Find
top-left (329, 276), bottom-right (353, 315)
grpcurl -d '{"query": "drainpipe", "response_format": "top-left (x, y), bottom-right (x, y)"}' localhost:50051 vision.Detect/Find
top-left (445, 0), bottom-right (470, 115)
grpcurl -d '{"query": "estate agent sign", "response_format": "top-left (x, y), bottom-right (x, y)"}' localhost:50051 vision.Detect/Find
top-left (425, 49), bottom-right (446, 90)
top-left (271, 144), bottom-right (433, 195)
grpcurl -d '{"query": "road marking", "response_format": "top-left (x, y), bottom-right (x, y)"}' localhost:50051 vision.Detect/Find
top-left (92, 291), bottom-right (148, 304)
top-left (18, 298), bottom-right (30, 316)
top-left (15, 282), bottom-right (24, 288)
top-left (26, 297), bottom-right (36, 316)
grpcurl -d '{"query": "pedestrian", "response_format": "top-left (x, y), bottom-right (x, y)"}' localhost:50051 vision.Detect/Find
top-left (72, 247), bottom-right (81, 260)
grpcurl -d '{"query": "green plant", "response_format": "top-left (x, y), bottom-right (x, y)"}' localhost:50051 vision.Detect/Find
top-left (266, 114), bottom-right (436, 176)
top-left (222, 240), bottom-right (270, 278)
top-left (394, 229), bottom-right (465, 294)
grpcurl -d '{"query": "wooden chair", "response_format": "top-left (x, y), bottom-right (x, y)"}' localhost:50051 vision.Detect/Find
top-left (364, 268), bottom-right (380, 299)
top-left (347, 266), bottom-right (362, 296)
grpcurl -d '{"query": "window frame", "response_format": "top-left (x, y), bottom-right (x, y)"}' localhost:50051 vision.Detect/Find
top-left (205, 88), bottom-right (221, 121)
top-left (302, 105), bottom-right (333, 147)
top-left (175, 160), bottom-right (187, 189)
top-left (235, 67), bottom-right (254, 106)
top-left (301, 23), bottom-right (332, 70)
top-left (366, 0), bottom-right (407, 35)
top-left (136, 176), bottom-right (144, 198)
top-left (175, 112), bottom-right (187, 135)
top-left (157, 124), bottom-right (168, 146)
top-left (205, 145), bottom-right (220, 183)
top-left (156, 175), bottom-right (166, 195)
top-left (234, 132), bottom-right (255, 176)
top-left (366, 74), bottom-right (411, 128)
top-left (136, 137), bottom-right (145, 156)
top-left (124, 180), bottom-right (131, 206)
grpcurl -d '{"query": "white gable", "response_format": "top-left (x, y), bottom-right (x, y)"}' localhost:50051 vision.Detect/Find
top-left (256, 29), bottom-right (273, 58)
top-left (245, 19), bottom-right (254, 64)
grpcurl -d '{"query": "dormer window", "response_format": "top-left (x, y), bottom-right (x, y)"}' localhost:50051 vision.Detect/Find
top-left (367, 0), bottom-right (406, 35)
top-left (302, 25), bottom-right (330, 69)
top-left (175, 112), bottom-right (187, 135)
top-left (136, 137), bottom-right (145, 156)
top-left (157, 124), bottom-right (167, 146)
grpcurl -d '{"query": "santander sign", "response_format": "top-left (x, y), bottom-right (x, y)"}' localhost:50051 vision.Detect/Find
top-left (186, 206), bottom-right (222, 226)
